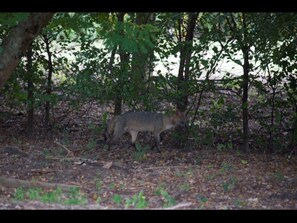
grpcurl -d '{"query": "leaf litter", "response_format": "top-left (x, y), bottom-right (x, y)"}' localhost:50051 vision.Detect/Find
top-left (0, 102), bottom-right (297, 209)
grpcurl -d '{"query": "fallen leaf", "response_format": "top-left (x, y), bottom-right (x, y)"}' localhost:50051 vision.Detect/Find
top-left (103, 162), bottom-right (113, 169)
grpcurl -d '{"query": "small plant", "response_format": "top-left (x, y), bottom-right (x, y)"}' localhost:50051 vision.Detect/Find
top-left (217, 143), bottom-right (225, 150)
top-left (207, 164), bottom-right (214, 169)
top-left (13, 186), bottom-right (87, 205)
top-left (132, 143), bottom-right (148, 161)
top-left (95, 179), bottom-right (103, 192)
top-left (27, 187), bottom-right (42, 200)
top-left (196, 195), bottom-right (208, 203)
top-left (62, 130), bottom-right (70, 146)
top-left (196, 194), bottom-right (208, 209)
top-left (87, 139), bottom-right (97, 150)
top-left (39, 187), bottom-right (63, 203)
top-left (109, 182), bottom-right (116, 189)
top-left (222, 176), bottom-right (238, 192)
top-left (112, 194), bottom-right (122, 206)
top-left (63, 187), bottom-right (88, 205)
top-left (204, 128), bottom-right (215, 147)
top-left (234, 198), bottom-right (247, 208)
top-left (179, 183), bottom-right (190, 192)
top-left (175, 171), bottom-right (186, 178)
top-left (240, 159), bottom-right (248, 165)
top-left (155, 186), bottom-right (176, 208)
top-left (186, 168), bottom-right (195, 178)
top-left (160, 189), bottom-right (176, 208)
top-left (220, 162), bottom-right (233, 174)
top-left (206, 174), bottom-right (215, 181)
top-left (274, 171), bottom-right (285, 181)
top-left (88, 123), bottom-right (102, 136)
top-left (217, 142), bottom-right (233, 151)
top-left (125, 190), bottom-right (148, 209)
top-left (154, 183), bottom-right (167, 195)
top-left (194, 156), bottom-right (203, 165)
top-left (14, 187), bottom-right (26, 201)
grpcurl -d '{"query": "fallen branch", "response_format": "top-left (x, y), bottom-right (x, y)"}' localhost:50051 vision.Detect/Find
top-left (0, 176), bottom-right (80, 191)
top-left (164, 202), bottom-right (193, 210)
top-left (142, 165), bottom-right (199, 171)
top-left (53, 141), bottom-right (75, 158)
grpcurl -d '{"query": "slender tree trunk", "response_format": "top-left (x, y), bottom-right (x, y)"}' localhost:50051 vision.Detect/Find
top-left (177, 12), bottom-right (198, 112)
top-left (242, 45), bottom-right (249, 153)
top-left (131, 13), bottom-right (150, 77)
top-left (131, 13), bottom-right (155, 109)
top-left (268, 84), bottom-right (276, 152)
top-left (43, 34), bottom-right (53, 135)
top-left (114, 12), bottom-right (127, 115)
top-left (0, 13), bottom-right (54, 88)
top-left (26, 44), bottom-right (34, 137)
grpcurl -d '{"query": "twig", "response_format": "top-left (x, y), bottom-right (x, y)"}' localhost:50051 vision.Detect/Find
top-left (141, 165), bottom-right (199, 171)
top-left (54, 141), bottom-right (75, 157)
top-left (164, 202), bottom-right (193, 210)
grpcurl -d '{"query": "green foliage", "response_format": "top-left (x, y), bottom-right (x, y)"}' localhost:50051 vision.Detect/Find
top-left (234, 198), bottom-right (247, 208)
top-left (159, 189), bottom-right (176, 208)
top-left (222, 176), bottom-right (238, 192)
top-left (220, 162), bottom-right (233, 173)
top-left (179, 183), bottom-right (190, 192)
top-left (132, 143), bottom-right (149, 161)
top-left (1, 12), bottom-right (297, 154)
top-left (154, 184), bottom-right (176, 208)
top-left (27, 187), bottom-right (43, 200)
top-left (0, 13), bottom-right (29, 26)
top-left (87, 139), bottom-right (97, 150)
top-left (39, 187), bottom-right (63, 203)
top-left (63, 187), bottom-right (88, 205)
top-left (274, 172), bottom-right (285, 182)
top-left (217, 142), bottom-right (233, 151)
top-left (124, 190), bottom-right (148, 209)
top-left (14, 188), bottom-right (26, 201)
top-left (112, 191), bottom-right (149, 209)
top-left (112, 194), bottom-right (122, 206)
top-left (196, 194), bottom-right (208, 209)
top-left (13, 187), bottom-right (87, 205)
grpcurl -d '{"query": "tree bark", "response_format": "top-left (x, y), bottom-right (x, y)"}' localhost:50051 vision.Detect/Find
top-left (131, 13), bottom-right (150, 91)
top-left (241, 14), bottom-right (249, 153)
top-left (0, 13), bottom-right (54, 88)
top-left (114, 12), bottom-right (129, 115)
top-left (26, 44), bottom-right (34, 137)
top-left (177, 12), bottom-right (198, 112)
top-left (242, 45), bottom-right (249, 153)
top-left (43, 34), bottom-right (53, 136)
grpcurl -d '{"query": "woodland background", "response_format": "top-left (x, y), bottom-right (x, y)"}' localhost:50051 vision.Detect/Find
top-left (0, 13), bottom-right (296, 209)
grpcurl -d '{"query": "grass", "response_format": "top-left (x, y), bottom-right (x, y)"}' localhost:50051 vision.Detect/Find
top-left (13, 186), bottom-right (88, 205)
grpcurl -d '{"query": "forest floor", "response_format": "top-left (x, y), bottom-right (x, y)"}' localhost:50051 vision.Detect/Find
top-left (0, 102), bottom-right (297, 210)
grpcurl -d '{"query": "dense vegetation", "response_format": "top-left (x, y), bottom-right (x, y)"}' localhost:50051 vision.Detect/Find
top-left (1, 12), bottom-right (296, 154)
top-left (1, 12), bottom-right (297, 210)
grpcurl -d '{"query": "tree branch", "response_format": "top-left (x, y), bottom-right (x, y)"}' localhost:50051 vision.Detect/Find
top-left (0, 13), bottom-right (54, 88)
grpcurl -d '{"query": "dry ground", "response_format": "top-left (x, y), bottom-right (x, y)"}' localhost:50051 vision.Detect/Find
top-left (0, 103), bottom-right (297, 210)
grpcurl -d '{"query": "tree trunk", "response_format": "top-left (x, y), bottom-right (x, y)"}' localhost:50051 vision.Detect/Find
top-left (0, 13), bottom-right (54, 88)
top-left (43, 34), bottom-right (53, 136)
top-left (242, 45), bottom-right (249, 153)
top-left (26, 44), bottom-right (34, 137)
top-left (176, 12), bottom-right (198, 112)
top-left (241, 13), bottom-right (250, 153)
top-left (114, 12), bottom-right (129, 115)
top-left (132, 13), bottom-right (150, 76)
